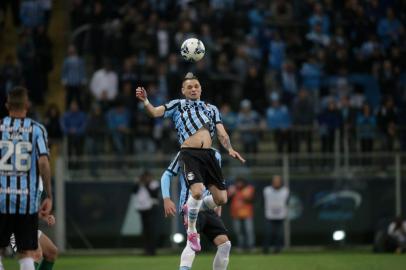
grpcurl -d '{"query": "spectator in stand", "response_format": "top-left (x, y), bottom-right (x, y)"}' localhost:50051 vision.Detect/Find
top-left (236, 99), bottom-right (261, 154)
top-left (39, 0), bottom-right (52, 29)
top-left (300, 55), bottom-right (323, 105)
top-left (377, 8), bottom-right (403, 48)
top-left (132, 102), bottom-right (156, 154)
top-left (86, 103), bottom-right (107, 177)
top-left (117, 81), bottom-right (136, 112)
top-left (90, 60), bottom-right (118, 102)
top-left (376, 96), bottom-right (397, 151)
top-left (306, 23), bottom-right (330, 48)
top-left (266, 93), bottom-right (292, 153)
top-left (60, 100), bottom-right (87, 156)
top-left (16, 31), bottom-right (36, 98)
top-left (379, 60), bottom-right (398, 98)
top-left (89, 1), bottom-right (107, 68)
top-left (33, 25), bottom-right (53, 96)
top-left (263, 175), bottom-right (289, 254)
top-left (339, 95), bottom-right (358, 152)
top-left (119, 57), bottom-right (138, 90)
top-left (318, 100), bottom-right (342, 154)
top-left (228, 177), bottom-right (255, 252)
top-left (44, 103), bottom-right (62, 147)
top-left (270, 0), bottom-right (293, 22)
top-left (308, 3), bottom-right (330, 34)
top-left (268, 32), bottom-right (286, 72)
top-left (0, 54), bottom-right (21, 91)
top-left (291, 89), bottom-right (315, 153)
top-left (106, 99), bottom-right (131, 155)
top-left (243, 66), bottom-right (266, 113)
top-left (61, 45), bottom-right (86, 108)
top-left (219, 103), bottom-right (237, 136)
top-left (279, 60), bottom-right (299, 107)
top-left (20, 0), bottom-right (45, 30)
top-left (356, 103), bottom-right (376, 154)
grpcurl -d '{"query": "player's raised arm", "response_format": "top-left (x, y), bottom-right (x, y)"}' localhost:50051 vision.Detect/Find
top-left (216, 123), bottom-right (246, 163)
top-left (135, 86), bottom-right (165, 117)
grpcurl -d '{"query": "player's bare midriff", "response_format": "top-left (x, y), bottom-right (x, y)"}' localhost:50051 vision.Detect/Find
top-left (181, 128), bottom-right (212, 148)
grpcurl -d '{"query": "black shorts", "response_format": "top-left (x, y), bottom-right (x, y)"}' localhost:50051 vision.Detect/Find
top-left (197, 210), bottom-right (228, 243)
top-left (179, 148), bottom-right (226, 190)
top-left (0, 214), bottom-right (38, 252)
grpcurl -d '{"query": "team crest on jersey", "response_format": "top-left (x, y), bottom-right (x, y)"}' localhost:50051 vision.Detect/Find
top-left (187, 172), bottom-right (195, 181)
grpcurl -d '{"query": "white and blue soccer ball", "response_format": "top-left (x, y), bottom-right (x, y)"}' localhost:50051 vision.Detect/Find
top-left (180, 38), bottom-right (205, 62)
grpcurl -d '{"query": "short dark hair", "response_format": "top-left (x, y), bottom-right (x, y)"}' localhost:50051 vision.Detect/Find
top-left (182, 72), bottom-right (199, 83)
top-left (7, 86), bottom-right (29, 111)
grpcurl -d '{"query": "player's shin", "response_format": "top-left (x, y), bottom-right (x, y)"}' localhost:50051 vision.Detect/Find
top-left (186, 196), bottom-right (202, 233)
top-left (179, 244), bottom-right (195, 270)
top-left (213, 241), bottom-right (231, 270)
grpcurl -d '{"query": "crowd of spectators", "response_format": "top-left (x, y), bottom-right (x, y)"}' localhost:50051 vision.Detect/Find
top-left (0, 0), bottom-right (405, 156)
top-left (0, 0), bottom-right (53, 114)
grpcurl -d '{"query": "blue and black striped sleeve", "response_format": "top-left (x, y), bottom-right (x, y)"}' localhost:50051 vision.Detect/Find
top-left (166, 152), bottom-right (180, 176)
top-left (35, 124), bottom-right (49, 156)
top-left (161, 152), bottom-right (181, 198)
top-left (163, 99), bottom-right (180, 118)
top-left (211, 105), bottom-right (223, 124)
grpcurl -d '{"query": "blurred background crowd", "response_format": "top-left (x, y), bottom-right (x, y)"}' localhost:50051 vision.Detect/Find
top-left (0, 0), bottom-right (405, 254)
top-left (0, 0), bottom-right (405, 157)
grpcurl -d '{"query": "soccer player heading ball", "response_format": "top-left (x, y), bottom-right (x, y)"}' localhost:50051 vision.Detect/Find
top-left (136, 72), bottom-right (245, 251)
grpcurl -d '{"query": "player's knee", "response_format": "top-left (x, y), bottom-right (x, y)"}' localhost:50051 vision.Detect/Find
top-left (190, 184), bottom-right (205, 199)
top-left (44, 245), bottom-right (58, 261)
top-left (214, 195), bottom-right (227, 205)
top-left (31, 249), bottom-right (42, 262)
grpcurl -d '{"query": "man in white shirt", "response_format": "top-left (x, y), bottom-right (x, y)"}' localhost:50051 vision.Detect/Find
top-left (89, 61), bottom-right (118, 101)
top-left (263, 175), bottom-right (289, 254)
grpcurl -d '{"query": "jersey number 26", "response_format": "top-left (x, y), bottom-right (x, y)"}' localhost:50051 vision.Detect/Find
top-left (0, 141), bottom-right (32, 172)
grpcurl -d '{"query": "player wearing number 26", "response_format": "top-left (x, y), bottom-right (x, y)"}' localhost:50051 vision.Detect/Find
top-left (0, 87), bottom-right (53, 270)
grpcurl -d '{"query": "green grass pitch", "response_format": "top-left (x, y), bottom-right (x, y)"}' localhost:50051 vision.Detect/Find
top-left (3, 252), bottom-right (406, 270)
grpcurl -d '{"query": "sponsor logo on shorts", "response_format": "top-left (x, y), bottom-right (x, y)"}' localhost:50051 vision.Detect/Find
top-left (187, 172), bottom-right (195, 181)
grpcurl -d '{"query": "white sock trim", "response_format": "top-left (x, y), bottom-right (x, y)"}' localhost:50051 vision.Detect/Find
top-left (19, 257), bottom-right (35, 270)
top-left (202, 195), bottom-right (218, 210)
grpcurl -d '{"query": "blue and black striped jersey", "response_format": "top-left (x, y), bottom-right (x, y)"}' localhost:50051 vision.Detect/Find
top-left (163, 99), bottom-right (222, 145)
top-left (0, 117), bottom-right (49, 215)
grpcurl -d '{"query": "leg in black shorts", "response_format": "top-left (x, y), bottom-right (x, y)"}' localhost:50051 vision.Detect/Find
top-left (179, 148), bottom-right (226, 190)
top-left (196, 210), bottom-right (228, 242)
top-left (0, 214), bottom-right (39, 252)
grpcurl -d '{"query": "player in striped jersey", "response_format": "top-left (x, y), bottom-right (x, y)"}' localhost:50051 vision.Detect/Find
top-left (136, 72), bottom-right (244, 251)
top-left (161, 148), bottom-right (231, 270)
top-left (0, 87), bottom-right (52, 270)
top-left (10, 179), bottom-right (58, 270)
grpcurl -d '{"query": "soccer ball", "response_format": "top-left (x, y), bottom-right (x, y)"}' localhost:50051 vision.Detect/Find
top-left (180, 38), bottom-right (205, 62)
